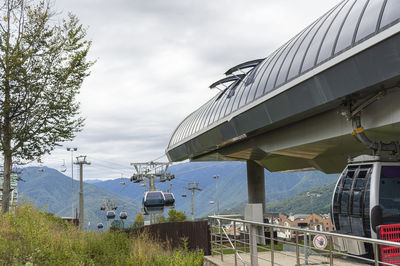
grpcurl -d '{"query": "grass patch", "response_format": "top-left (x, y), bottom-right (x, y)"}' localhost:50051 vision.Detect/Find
top-left (0, 203), bottom-right (203, 265)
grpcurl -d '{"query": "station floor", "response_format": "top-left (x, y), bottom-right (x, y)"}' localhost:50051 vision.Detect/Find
top-left (204, 251), bottom-right (370, 266)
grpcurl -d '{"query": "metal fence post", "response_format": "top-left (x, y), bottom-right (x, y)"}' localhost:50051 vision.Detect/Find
top-left (329, 236), bottom-right (333, 266)
top-left (374, 243), bottom-right (379, 266)
top-left (219, 219), bottom-right (223, 261)
top-left (296, 230), bottom-right (300, 266)
top-left (249, 223), bottom-right (259, 266)
top-left (304, 232), bottom-right (308, 265)
top-left (211, 219), bottom-right (214, 256)
top-left (270, 226), bottom-right (274, 266)
top-left (234, 221), bottom-right (237, 266)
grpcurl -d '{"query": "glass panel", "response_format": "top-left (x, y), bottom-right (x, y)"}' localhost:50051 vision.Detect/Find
top-left (238, 74), bottom-right (256, 108)
top-left (317, 0), bottom-right (355, 64)
top-left (287, 15), bottom-right (326, 80)
top-left (341, 190), bottom-right (350, 214)
top-left (177, 116), bottom-right (192, 143)
top-left (334, 0), bottom-right (367, 54)
top-left (301, 1), bottom-right (346, 73)
top-left (354, 178), bottom-right (366, 189)
top-left (333, 170), bottom-right (346, 216)
top-left (193, 104), bottom-right (210, 133)
top-left (223, 94), bottom-right (235, 117)
top-left (209, 90), bottom-right (227, 124)
top-left (217, 89), bottom-right (233, 120)
top-left (175, 121), bottom-right (187, 144)
top-left (275, 27), bottom-right (310, 86)
top-left (350, 217), bottom-right (364, 236)
top-left (198, 101), bottom-right (214, 131)
top-left (229, 81), bottom-right (247, 114)
top-left (205, 99), bottom-right (220, 126)
top-left (215, 86), bottom-right (233, 122)
top-left (362, 173), bottom-right (371, 237)
top-left (380, 0), bottom-right (400, 29)
top-left (343, 169), bottom-right (355, 189)
top-left (253, 47), bottom-right (286, 100)
top-left (243, 57), bottom-right (271, 104)
top-left (379, 166), bottom-right (400, 224)
top-left (339, 214), bottom-right (351, 233)
top-left (263, 35), bottom-right (299, 94)
top-left (355, 0), bottom-right (385, 42)
top-left (187, 109), bottom-right (202, 136)
top-left (243, 63), bottom-right (262, 104)
top-left (351, 190), bottom-right (362, 216)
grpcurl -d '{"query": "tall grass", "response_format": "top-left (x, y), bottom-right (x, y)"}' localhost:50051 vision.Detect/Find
top-left (0, 204), bottom-right (203, 265)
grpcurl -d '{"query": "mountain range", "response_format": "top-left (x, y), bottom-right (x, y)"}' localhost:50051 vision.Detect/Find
top-left (17, 167), bottom-right (140, 230)
top-left (16, 161), bottom-right (340, 229)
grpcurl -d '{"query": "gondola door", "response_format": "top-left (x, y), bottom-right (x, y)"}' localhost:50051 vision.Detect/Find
top-left (332, 164), bottom-right (373, 237)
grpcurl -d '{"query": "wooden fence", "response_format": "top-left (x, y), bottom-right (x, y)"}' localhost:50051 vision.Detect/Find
top-left (124, 220), bottom-right (211, 255)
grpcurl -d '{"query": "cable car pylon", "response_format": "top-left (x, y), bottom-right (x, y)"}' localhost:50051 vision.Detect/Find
top-left (130, 161), bottom-right (175, 224)
top-left (185, 182), bottom-right (202, 221)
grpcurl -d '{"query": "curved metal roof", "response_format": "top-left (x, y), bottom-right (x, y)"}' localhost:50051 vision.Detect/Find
top-left (167, 0), bottom-right (400, 160)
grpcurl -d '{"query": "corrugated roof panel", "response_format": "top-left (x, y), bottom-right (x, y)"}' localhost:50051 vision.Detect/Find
top-left (167, 0), bottom-right (400, 149)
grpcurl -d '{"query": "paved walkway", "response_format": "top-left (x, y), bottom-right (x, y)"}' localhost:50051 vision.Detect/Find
top-left (204, 251), bottom-right (370, 266)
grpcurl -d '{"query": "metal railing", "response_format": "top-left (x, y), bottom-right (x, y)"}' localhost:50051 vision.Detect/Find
top-left (209, 215), bottom-right (400, 266)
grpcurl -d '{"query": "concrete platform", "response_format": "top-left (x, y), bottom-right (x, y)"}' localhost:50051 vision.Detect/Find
top-left (204, 251), bottom-right (370, 266)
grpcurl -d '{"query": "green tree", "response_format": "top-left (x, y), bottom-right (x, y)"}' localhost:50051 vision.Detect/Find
top-left (0, 0), bottom-right (93, 213)
top-left (167, 209), bottom-right (187, 222)
top-left (156, 214), bottom-right (166, 223)
top-left (133, 213), bottom-right (144, 228)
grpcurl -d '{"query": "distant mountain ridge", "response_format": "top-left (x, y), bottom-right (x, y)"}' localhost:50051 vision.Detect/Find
top-left (91, 161), bottom-right (340, 217)
top-left (18, 167), bottom-right (140, 230)
top-left (16, 162), bottom-right (340, 225)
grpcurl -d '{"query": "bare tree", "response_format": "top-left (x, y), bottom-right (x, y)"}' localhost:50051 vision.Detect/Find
top-left (0, 0), bottom-right (94, 213)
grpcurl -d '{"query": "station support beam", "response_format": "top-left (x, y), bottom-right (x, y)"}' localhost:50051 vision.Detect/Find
top-left (246, 160), bottom-right (265, 214)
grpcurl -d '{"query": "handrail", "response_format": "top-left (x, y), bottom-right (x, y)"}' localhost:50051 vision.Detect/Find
top-left (209, 215), bottom-right (400, 248)
top-left (216, 219), bottom-right (247, 265)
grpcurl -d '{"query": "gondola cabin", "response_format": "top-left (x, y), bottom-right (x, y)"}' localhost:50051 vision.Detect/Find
top-left (106, 211), bottom-right (116, 220)
top-left (332, 155), bottom-right (400, 255)
top-left (163, 192), bottom-right (175, 208)
top-left (119, 211), bottom-right (127, 220)
top-left (142, 191), bottom-right (165, 214)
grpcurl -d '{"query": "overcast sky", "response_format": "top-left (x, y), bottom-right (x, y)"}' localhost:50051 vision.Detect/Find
top-left (36, 0), bottom-right (339, 180)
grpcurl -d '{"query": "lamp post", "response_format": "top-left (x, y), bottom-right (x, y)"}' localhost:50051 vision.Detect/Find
top-left (213, 175), bottom-right (220, 215)
top-left (307, 192), bottom-right (321, 226)
top-left (66, 147), bottom-right (77, 217)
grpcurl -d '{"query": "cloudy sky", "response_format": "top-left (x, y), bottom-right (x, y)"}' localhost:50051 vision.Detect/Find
top-left (37, 0), bottom-right (339, 180)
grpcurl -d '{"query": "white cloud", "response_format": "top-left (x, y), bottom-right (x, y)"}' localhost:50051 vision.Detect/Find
top-left (38, 0), bottom-right (339, 179)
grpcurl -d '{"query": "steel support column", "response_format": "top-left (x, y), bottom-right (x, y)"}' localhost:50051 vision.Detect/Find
top-left (246, 160), bottom-right (265, 214)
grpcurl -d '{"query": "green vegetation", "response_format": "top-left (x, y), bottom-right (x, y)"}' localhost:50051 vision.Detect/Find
top-left (0, 0), bottom-right (94, 213)
top-left (154, 210), bottom-right (187, 224)
top-left (166, 209), bottom-right (187, 222)
top-left (132, 212), bottom-right (145, 228)
top-left (0, 204), bottom-right (203, 265)
top-left (266, 183), bottom-right (335, 214)
top-left (225, 183), bottom-right (336, 215)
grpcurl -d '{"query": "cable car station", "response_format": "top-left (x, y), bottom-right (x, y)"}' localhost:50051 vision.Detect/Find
top-left (165, 0), bottom-right (400, 264)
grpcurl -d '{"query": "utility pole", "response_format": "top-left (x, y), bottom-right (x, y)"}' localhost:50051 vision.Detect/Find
top-left (75, 155), bottom-right (90, 230)
top-left (186, 182), bottom-right (202, 221)
top-left (66, 147), bottom-right (77, 218)
top-left (130, 161), bottom-right (174, 224)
